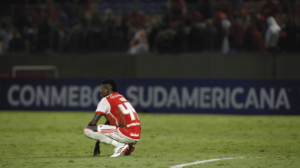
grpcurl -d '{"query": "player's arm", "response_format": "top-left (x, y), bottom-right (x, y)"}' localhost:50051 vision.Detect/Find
top-left (87, 113), bottom-right (103, 126)
top-left (86, 113), bottom-right (107, 157)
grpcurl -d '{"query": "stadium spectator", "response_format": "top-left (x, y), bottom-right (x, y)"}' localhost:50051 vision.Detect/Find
top-left (196, 0), bottom-right (215, 20)
top-left (244, 24), bottom-right (265, 52)
top-left (186, 17), bottom-right (205, 52)
top-left (86, 13), bottom-right (103, 52)
top-left (295, 20), bottom-right (300, 52)
top-left (279, 14), bottom-right (298, 51)
top-left (68, 22), bottom-right (85, 53)
top-left (127, 2), bottom-right (146, 30)
top-left (172, 21), bottom-right (187, 52)
top-left (168, 0), bottom-right (185, 22)
top-left (279, 0), bottom-right (290, 15)
top-left (0, 22), bottom-right (11, 53)
top-left (128, 24), bottom-right (149, 55)
top-left (229, 12), bottom-right (245, 52)
top-left (89, 0), bottom-right (99, 14)
top-left (75, 7), bottom-right (88, 29)
top-left (221, 17), bottom-right (231, 53)
top-left (230, 0), bottom-right (243, 11)
top-left (102, 8), bottom-right (117, 52)
top-left (148, 18), bottom-right (160, 52)
top-left (61, 1), bottom-right (74, 22)
top-left (49, 23), bottom-right (60, 52)
top-left (27, 5), bottom-right (40, 26)
top-left (36, 11), bottom-right (51, 52)
top-left (2, 0), bottom-right (300, 54)
top-left (256, 13), bottom-right (265, 33)
top-left (213, 11), bottom-right (229, 51)
top-left (161, 6), bottom-right (172, 27)
top-left (0, 33), bottom-right (4, 54)
top-left (185, 7), bottom-right (203, 27)
top-left (22, 24), bottom-right (35, 52)
top-left (291, 0), bottom-right (300, 21)
top-left (265, 16), bottom-right (281, 51)
top-left (216, 0), bottom-right (232, 19)
top-left (46, 0), bottom-right (58, 25)
top-left (203, 18), bottom-right (219, 52)
top-left (191, 9), bottom-right (204, 23)
top-left (120, 8), bottom-right (130, 46)
top-left (111, 23), bottom-right (126, 52)
top-left (239, 9), bottom-right (251, 30)
top-left (260, 0), bottom-right (280, 19)
top-left (155, 25), bottom-right (175, 53)
top-left (13, 5), bottom-right (33, 34)
top-left (9, 29), bottom-right (24, 52)
top-left (57, 4), bottom-right (70, 28)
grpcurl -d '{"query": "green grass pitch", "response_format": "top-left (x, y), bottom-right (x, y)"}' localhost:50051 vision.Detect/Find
top-left (0, 111), bottom-right (299, 168)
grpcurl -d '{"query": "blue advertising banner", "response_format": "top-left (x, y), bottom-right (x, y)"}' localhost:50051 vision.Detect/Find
top-left (0, 78), bottom-right (299, 114)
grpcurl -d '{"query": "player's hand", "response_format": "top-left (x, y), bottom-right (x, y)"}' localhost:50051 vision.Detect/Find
top-left (94, 141), bottom-right (100, 156)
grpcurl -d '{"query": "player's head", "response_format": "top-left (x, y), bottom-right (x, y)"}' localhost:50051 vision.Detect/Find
top-left (100, 79), bottom-right (118, 97)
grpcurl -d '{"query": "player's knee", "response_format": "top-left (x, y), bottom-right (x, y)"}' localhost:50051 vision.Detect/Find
top-left (84, 128), bottom-right (93, 137)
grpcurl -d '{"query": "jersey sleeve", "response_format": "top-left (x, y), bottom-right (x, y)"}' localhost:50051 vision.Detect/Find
top-left (95, 98), bottom-right (110, 115)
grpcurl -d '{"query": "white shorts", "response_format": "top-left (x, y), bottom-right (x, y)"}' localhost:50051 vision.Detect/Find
top-left (97, 125), bottom-right (138, 145)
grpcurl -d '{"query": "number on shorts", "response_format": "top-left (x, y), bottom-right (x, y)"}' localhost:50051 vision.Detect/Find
top-left (118, 102), bottom-right (137, 121)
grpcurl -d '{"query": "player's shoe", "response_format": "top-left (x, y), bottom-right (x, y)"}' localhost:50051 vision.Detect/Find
top-left (110, 144), bottom-right (129, 157)
top-left (124, 145), bottom-right (135, 156)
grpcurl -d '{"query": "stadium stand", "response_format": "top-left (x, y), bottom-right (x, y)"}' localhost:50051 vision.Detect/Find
top-left (0, 0), bottom-right (299, 55)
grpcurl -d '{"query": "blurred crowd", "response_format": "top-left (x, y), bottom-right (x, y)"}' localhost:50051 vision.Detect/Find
top-left (0, 0), bottom-right (300, 55)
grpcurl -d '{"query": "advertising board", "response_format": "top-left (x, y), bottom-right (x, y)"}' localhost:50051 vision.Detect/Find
top-left (0, 78), bottom-right (299, 114)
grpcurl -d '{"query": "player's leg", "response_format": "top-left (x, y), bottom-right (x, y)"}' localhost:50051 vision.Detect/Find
top-left (85, 125), bottom-right (97, 131)
top-left (124, 143), bottom-right (136, 156)
top-left (84, 125), bottom-right (129, 157)
top-left (84, 126), bottom-right (122, 146)
top-left (97, 125), bottom-right (138, 144)
top-left (97, 125), bottom-right (139, 157)
top-left (96, 125), bottom-right (133, 157)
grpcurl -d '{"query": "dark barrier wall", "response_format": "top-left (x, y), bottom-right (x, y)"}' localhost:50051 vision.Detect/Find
top-left (1, 78), bottom-right (299, 115)
top-left (1, 53), bottom-right (300, 79)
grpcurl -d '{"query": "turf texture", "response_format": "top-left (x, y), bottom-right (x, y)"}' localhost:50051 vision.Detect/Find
top-left (0, 111), bottom-right (299, 168)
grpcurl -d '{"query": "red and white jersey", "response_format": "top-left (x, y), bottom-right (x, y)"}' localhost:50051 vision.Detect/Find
top-left (130, 29), bottom-right (148, 48)
top-left (95, 92), bottom-right (141, 140)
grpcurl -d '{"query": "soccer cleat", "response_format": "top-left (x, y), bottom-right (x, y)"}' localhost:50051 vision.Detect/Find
top-left (110, 144), bottom-right (129, 157)
top-left (124, 145), bottom-right (135, 156)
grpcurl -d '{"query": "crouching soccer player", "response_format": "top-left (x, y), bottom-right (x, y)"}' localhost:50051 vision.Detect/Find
top-left (84, 79), bottom-right (141, 157)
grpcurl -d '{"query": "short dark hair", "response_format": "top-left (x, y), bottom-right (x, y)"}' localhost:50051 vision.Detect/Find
top-left (102, 79), bottom-right (118, 92)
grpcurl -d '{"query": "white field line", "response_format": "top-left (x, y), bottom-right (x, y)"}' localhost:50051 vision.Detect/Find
top-left (170, 157), bottom-right (244, 168)
top-left (170, 156), bottom-right (295, 168)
